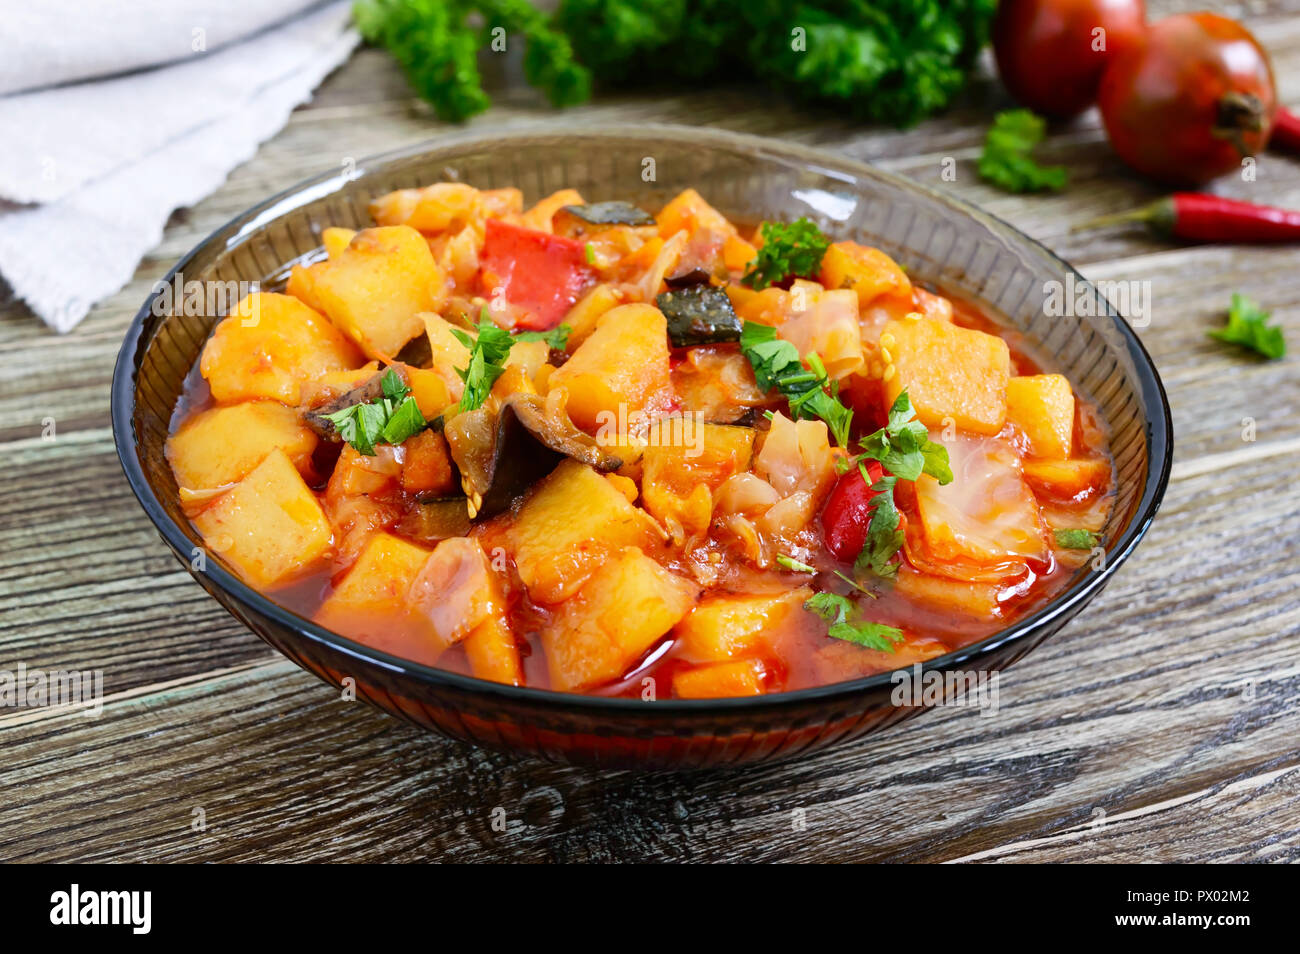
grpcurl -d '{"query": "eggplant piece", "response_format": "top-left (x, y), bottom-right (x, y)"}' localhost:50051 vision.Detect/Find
top-left (657, 284), bottom-right (743, 347)
top-left (399, 496), bottom-right (472, 543)
top-left (561, 201), bottom-right (655, 227)
top-left (303, 365), bottom-right (409, 440)
top-left (664, 267), bottom-right (712, 289)
top-left (443, 395), bottom-right (623, 520)
top-left (394, 330), bottom-right (433, 369)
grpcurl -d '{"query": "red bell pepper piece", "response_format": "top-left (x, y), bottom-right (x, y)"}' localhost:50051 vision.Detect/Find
top-left (820, 459), bottom-right (885, 563)
top-left (478, 219), bottom-right (595, 330)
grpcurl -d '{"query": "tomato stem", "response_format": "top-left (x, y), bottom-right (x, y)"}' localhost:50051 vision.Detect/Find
top-left (1212, 91), bottom-right (1266, 157)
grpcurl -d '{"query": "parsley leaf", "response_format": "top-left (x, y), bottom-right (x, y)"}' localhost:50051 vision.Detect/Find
top-left (741, 218), bottom-right (830, 290)
top-left (324, 368), bottom-right (427, 456)
top-left (978, 109), bottom-right (1068, 194)
top-left (855, 475), bottom-right (906, 578)
top-left (855, 391), bottom-right (953, 484)
top-left (1054, 528), bottom-right (1100, 550)
top-left (803, 592), bottom-right (904, 652)
top-left (452, 312), bottom-right (515, 412)
top-left (740, 321), bottom-right (853, 446)
top-left (513, 323), bottom-right (572, 351)
top-left (1208, 293), bottom-right (1286, 360)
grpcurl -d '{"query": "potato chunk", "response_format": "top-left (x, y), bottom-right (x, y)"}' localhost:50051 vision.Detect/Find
top-left (1022, 457), bottom-right (1111, 499)
top-left (463, 616), bottom-right (523, 686)
top-left (818, 241), bottom-right (912, 308)
top-left (167, 401), bottom-right (317, 490)
top-left (508, 459), bottom-right (662, 603)
top-left (295, 226), bottom-right (443, 359)
top-left (322, 227), bottom-right (357, 259)
top-left (673, 659), bottom-right (768, 699)
top-left (193, 448), bottom-right (332, 589)
top-left (642, 423), bottom-right (755, 538)
top-left (549, 303), bottom-right (671, 432)
top-left (882, 316), bottom-right (1010, 434)
top-left (656, 188), bottom-right (734, 239)
top-left (542, 548), bottom-right (698, 691)
top-left (199, 292), bottom-right (361, 405)
top-left (1006, 374), bottom-right (1074, 459)
top-left (674, 589), bottom-right (810, 662)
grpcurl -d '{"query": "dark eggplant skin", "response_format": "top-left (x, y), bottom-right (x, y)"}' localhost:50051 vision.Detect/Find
top-left (302, 365), bottom-right (410, 440)
top-left (657, 284), bottom-right (743, 347)
top-left (560, 201), bottom-right (655, 227)
top-left (399, 495), bottom-right (472, 542)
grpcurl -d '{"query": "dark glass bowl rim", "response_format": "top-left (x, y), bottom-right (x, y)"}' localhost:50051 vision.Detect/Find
top-left (111, 123), bottom-right (1174, 717)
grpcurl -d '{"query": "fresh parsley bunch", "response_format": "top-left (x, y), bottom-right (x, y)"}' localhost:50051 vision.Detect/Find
top-left (1208, 293), bottom-right (1285, 360)
top-left (740, 321), bottom-right (853, 447)
top-left (325, 368), bottom-right (428, 455)
top-left (978, 109), bottom-right (1068, 194)
top-left (742, 218), bottom-right (831, 290)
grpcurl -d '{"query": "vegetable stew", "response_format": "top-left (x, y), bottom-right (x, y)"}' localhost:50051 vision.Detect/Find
top-left (167, 182), bottom-right (1114, 699)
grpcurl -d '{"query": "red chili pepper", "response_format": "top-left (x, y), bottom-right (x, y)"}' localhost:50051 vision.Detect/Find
top-left (1075, 193), bottom-right (1300, 243)
top-left (1268, 105), bottom-right (1300, 154)
top-left (820, 459), bottom-right (885, 563)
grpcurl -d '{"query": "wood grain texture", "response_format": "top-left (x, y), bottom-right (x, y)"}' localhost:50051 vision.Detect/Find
top-left (1, 0), bottom-right (1298, 862)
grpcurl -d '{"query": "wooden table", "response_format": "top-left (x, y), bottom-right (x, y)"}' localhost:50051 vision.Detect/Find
top-left (2, 0), bottom-right (1298, 863)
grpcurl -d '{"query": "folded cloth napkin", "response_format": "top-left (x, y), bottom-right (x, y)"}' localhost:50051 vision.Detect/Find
top-left (0, 0), bottom-right (359, 332)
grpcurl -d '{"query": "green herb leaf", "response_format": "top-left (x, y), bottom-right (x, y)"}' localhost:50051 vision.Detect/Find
top-left (741, 218), bottom-right (830, 290)
top-left (855, 390), bottom-right (952, 484)
top-left (453, 312), bottom-right (515, 412)
top-left (324, 401), bottom-right (389, 457)
top-left (380, 367), bottom-right (409, 402)
top-left (1054, 528), bottom-right (1100, 550)
top-left (381, 396), bottom-right (428, 445)
top-left (855, 476), bottom-right (905, 578)
top-left (776, 554), bottom-right (817, 574)
top-left (740, 321), bottom-right (853, 446)
top-left (978, 109), bottom-right (1068, 194)
top-left (803, 592), bottom-right (903, 652)
top-left (1208, 293), bottom-right (1286, 360)
top-left (513, 323), bottom-right (572, 351)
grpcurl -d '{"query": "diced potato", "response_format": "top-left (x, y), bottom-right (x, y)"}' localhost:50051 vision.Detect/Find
top-left (818, 241), bottom-right (912, 308)
top-left (193, 448), bottom-right (333, 589)
top-left (561, 283), bottom-right (623, 350)
top-left (1007, 374), bottom-right (1074, 459)
top-left (542, 548), bottom-right (698, 691)
top-left (508, 459), bottom-right (663, 603)
top-left (1023, 457), bottom-right (1111, 499)
top-left (642, 423), bottom-right (755, 538)
top-left (167, 401), bottom-right (317, 490)
top-left (894, 566), bottom-right (1001, 618)
top-left (369, 182), bottom-right (480, 233)
top-left (657, 188), bottom-right (734, 239)
top-left (881, 317), bottom-right (1010, 435)
top-left (296, 226), bottom-right (443, 359)
top-left (722, 233), bottom-right (757, 272)
top-left (674, 589), bottom-right (810, 662)
top-left (199, 292), bottom-right (361, 405)
top-left (673, 659), bottom-right (768, 699)
top-left (504, 338), bottom-right (549, 382)
top-left (405, 366), bottom-right (453, 418)
top-left (407, 537), bottom-right (506, 650)
top-left (912, 434), bottom-right (1047, 571)
top-left (315, 533), bottom-right (433, 652)
top-left (463, 616), bottom-right (523, 686)
top-left (322, 227), bottom-right (356, 259)
top-left (548, 303), bottom-right (671, 432)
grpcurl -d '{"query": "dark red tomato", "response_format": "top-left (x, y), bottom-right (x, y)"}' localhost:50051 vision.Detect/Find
top-left (1098, 13), bottom-right (1277, 185)
top-left (478, 219), bottom-right (595, 330)
top-left (820, 459), bottom-right (884, 563)
top-left (993, 0), bottom-right (1147, 119)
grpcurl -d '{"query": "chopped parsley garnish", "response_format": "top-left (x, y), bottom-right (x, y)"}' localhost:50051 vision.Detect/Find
top-left (840, 390), bottom-right (952, 577)
top-left (741, 218), bottom-right (830, 290)
top-left (324, 368), bottom-right (427, 456)
top-left (1208, 293), bottom-right (1285, 360)
top-left (978, 109), bottom-right (1068, 194)
top-left (740, 320), bottom-right (853, 447)
top-left (513, 322), bottom-right (572, 351)
top-left (451, 312), bottom-right (515, 412)
top-left (1054, 528), bottom-right (1101, 550)
top-left (803, 592), bottom-right (903, 652)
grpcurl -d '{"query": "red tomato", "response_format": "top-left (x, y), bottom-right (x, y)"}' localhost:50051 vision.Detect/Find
top-left (993, 0), bottom-right (1147, 119)
top-left (820, 460), bottom-right (885, 563)
top-left (1098, 13), bottom-right (1277, 185)
top-left (478, 219), bottom-right (595, 330)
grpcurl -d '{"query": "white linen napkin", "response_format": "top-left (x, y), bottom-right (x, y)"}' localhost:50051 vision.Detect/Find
top-left (0, 1), bottom-right (359, 332)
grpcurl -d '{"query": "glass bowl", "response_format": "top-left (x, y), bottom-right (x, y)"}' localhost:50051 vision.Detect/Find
top-left (112, 125), bottom-right (1173, 769)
